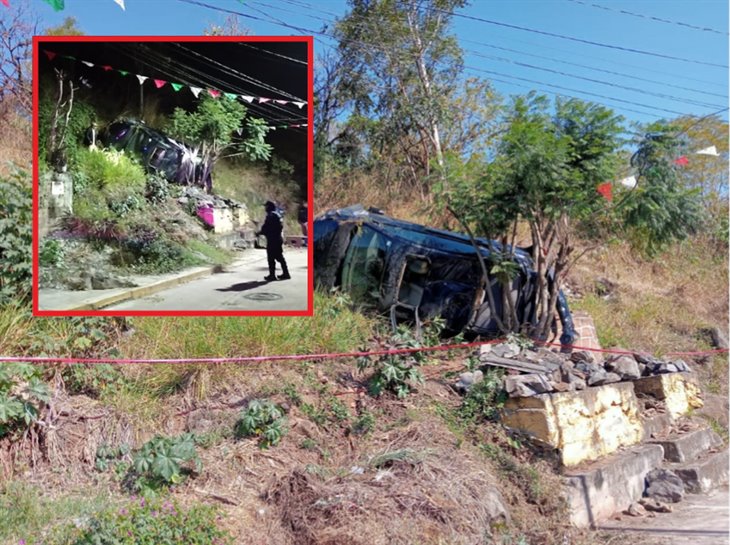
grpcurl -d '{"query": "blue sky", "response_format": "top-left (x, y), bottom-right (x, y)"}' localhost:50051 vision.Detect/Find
top-left (32, 0), bottom-right (729, 127)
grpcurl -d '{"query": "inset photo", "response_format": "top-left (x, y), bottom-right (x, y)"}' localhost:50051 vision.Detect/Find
top-left (32, 36), bottom-right (312, 316)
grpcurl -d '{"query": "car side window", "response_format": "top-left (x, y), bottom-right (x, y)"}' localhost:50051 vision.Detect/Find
top-left (341, 225), bottom-right (388, 306)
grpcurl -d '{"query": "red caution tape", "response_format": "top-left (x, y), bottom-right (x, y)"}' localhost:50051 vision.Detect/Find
top-left (0, 339), bottom-right (724, 366)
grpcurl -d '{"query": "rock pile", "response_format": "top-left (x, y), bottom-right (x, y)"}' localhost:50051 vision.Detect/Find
top-left (456, 342), bottom-right (692, 398)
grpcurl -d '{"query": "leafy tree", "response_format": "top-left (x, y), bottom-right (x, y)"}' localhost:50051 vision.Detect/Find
top-left (440, 94), bottom-right (624, 338)
top-left (671, 115), bottom-right (728, 241)
top-left (617, 122), bottom-right (706, 255)
top-left (45, 16), bottom-right (84, 36)
top-left (332, 0), bottom-right (500, 192)
top-left (165, 94), bottom-right (272, 187)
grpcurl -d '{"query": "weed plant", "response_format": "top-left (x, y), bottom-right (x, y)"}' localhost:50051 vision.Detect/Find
top-left (235, 399), bottom-right (287, 448)
top-left (47, 497), bottom-right (231, 545)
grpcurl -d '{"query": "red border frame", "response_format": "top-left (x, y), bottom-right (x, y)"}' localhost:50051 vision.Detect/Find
top-left (32, 35), bottom-right (314, 318)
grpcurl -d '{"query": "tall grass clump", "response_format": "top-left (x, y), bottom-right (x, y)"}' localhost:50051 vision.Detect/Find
top-left (118, 290), bottom-right (377, 398)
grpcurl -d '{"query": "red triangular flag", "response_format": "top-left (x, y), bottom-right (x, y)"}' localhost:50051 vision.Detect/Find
top-left (597, 182), bottom-right (612, 201)
top-left (208, 89), bottom-right (221, 98)
top-left (674, 156), bottom-right (688, 166)
top-left (44, 50), bottom-right (57, 61)
top-left (101, 65), bottom-right (113, 71)
top-left (154, 79), bottom-right (167, 89)
top-left (1, 0), bottom-right (9, 7)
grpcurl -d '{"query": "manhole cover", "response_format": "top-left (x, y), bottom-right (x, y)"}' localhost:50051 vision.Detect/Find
top-left (243, 292), bottom-right (283, 301)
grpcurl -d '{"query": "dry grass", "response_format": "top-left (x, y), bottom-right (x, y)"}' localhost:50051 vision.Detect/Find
top-left (0, 109), bottom-right (32, 177)
top-left (568, 236), bottom-right (729, 399)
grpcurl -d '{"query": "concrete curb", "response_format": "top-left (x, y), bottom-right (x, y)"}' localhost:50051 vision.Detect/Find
top-left (65, 265), bottom-right (218, 311)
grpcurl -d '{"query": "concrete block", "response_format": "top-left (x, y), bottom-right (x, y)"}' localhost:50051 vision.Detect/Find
top-left (563, 444), bottom-right (664, 527)
top-left (673, 449), bottom-right (729, 493)
top-left (642, 412), bottom-right (672, 440)
top-left (634, 373), bottom-right (703, 420)
top-left (502, 382), bottom-right (643, 466)
top-left (650, 427), bottom-right (724, 463)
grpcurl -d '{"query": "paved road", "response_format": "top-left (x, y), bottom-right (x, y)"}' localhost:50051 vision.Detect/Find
top-left (105, 248), bottom-right (309, 311)
top-left (598, 486), bottom-right (729, 545)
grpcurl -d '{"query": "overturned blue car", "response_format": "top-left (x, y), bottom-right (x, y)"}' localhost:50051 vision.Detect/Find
top-left (100, 119), bottom-right (212, 189)
top-left (314, 205), bottom-right (576, 344)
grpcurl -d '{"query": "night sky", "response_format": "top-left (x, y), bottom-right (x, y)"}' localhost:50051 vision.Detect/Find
top-left (36, 39), bottom-right (309, 181)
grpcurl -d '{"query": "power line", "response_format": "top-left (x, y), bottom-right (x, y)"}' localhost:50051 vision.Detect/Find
top-left (433, 6), bottom-right (729, 68)
top-left (567, 0), bottom-right (729, 36)
top-left (465, 65), bottom-right (689, 117)
top-left (238, 42), bottom-right (307, 66)
top-left (468, 49), bottom-right (725, 109)
top-left (250, 0), bottom-right (728, 106)
top-left (176, 0), bottom-right (712, 120)
top-left (107, 43), bottom-right (303, 125)
top-left (461, 38), bottom-right (727, 100)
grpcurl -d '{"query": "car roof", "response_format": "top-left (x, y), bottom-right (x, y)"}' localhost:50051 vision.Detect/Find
top-left (317, 205), bottom-right (533, 265)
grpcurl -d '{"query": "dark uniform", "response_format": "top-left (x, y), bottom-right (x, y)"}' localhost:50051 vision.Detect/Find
top-left (257, 201), bottom-right (290, 281)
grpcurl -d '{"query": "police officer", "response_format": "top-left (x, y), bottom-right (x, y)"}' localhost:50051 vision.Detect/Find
top-left (256, 201), bottom-right (290, 281)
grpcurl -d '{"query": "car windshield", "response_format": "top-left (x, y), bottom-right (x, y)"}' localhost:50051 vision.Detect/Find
top-left (341, 225), bottom-right (389, 306)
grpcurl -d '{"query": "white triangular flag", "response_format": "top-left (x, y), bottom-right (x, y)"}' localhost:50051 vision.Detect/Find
top-left (695, 145), bottom-right (719, 156)
top-left (136, 75), bottom-right (147, 85)
top-left (274, 99), bottom-right (288, 105)
top-left (113, 0), bottom-right (125, 9)
top-left (293, 101), bottom-right (306, 109)
top-left (240, 95), bottom-right (254, 103)
top-left (190, 86), bottom-right (202, 98)
top-left (619, 175), bottom-right (637, 188)
top-left (82, 61), bottom-right (94, 67)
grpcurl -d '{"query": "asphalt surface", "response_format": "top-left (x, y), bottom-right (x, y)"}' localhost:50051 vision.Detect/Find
top-left (598, 486), bottom-right (729, 545)
top-left (104, 247), bottom-right (309, 312)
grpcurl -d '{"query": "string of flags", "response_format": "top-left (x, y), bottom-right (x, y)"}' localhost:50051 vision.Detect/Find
top-left (39, 0), bottom-right (125, 11)
top-left (42, 49), bottom-right (308, 110)
top-left (596, 145), bottom-right (724, 200)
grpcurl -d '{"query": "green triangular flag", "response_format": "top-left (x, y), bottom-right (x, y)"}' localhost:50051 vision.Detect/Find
top-left (62, 55), bottom-right (75, 60)
top-left (224, 92), bottom-right (237, 100)
top-left (171, 83), bottom-right (184, 92)
top-left (118, 70), bottom-right (129, 76)
top-left (42, 0), bottom-right (65, 11)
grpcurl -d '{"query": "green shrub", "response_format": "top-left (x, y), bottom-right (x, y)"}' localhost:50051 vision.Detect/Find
top-left (459, 368), bottom-right (507, 423)
top-left (95, 442), bottom-right (130, 472)
top-left (39, 238), bottom-right (64, 267)
top-left (63, 364), bottom-right (128, 397)
top-left (130, 433), bottom-right (201, 493)
top-left (113, 226), bottom-right (192, 273)
top-left (0, 172), bottom-right (32, 304)
top-left (357, 325), bottom-right (426, 398)
top-left (75, 148), bottom-right (146, 194)
top-left (145, 174), bottom-right (170, 203)
top-left (49, 497), bottom-right (232, 545)
top-left (235, 399), bottom-right (287, 448)
top-left (0, 363), bottom-right (50, 438)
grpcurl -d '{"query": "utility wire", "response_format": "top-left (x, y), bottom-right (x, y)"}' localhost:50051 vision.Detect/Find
top-left (176, 0), bottom-right (714, 120)
top-left (172, 43), bottom-right (306, 101)
top-left (250, 0), bottom-right (728, 107)
top-left (567, 0), bottom-right (729, 36)
top-left (461, 38), bottom-right (727, 99)
top-left (466, 65), bottom-right (689, 117)
top-left (107, 43), bottom-right (304, 125)
top-left (468, 49), bottom-right (725, 109)
top-left (238, 42), bottom-right (307, 65)
top-left (432, 6), bottom-right (729, 68)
